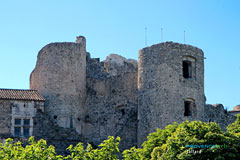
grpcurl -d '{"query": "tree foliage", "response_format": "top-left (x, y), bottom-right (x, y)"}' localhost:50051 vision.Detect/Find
top-left (123, 116), bottom-right (240, 160)
top-left (0, 136), bottom-right (120, 160)
top-left (1, 116), bottom-right (240, 160)
top-left (0, 137), bottom-right (62, 160)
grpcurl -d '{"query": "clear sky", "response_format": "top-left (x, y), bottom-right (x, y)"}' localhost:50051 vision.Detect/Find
top-left (0, 0), bottom-right (239, 110)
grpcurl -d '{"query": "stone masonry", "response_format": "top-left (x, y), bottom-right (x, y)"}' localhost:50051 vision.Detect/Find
top-left (30, 36), bottom-right (87, 134)
top-left (0, 36), bottom-right (238, 152)
top-left (137, 42), bottom-right (206, 144)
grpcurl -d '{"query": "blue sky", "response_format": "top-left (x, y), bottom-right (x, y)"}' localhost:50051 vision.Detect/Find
top-left (0, 0), bottom-right (239, 110)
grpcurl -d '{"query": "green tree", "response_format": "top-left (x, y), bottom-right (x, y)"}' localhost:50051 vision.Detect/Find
top-left (123, 123), bottom-right (178, 160)
top-left (0, 137), bottom-right (61, 160)
top-left (123, 120), bottom-right (240, 160)
top-left (227, 114), bottom-right (240, 134)
top-left (1, 118), bottom-right (240, 160)
top-left (92, 136), bottom-right (120, 160)
top-left (65, 136), bottom-right (120, 160)
top-left (65, 143), bottom-right (94, 160)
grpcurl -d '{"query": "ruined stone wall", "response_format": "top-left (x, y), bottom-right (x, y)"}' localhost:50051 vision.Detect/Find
top-left (85, 54), bottom-right (138, 150)
top-left (30, 37), bottom-right (86, 134)
top-left (29, 37), bottom-right (138, 150)
top-left (28, 36), bottom-right (238, 151)
top-left (32, 111), bottom-right (84, 155)
top-left (137, 42), bottom-right (205, 145)
top-left (229, 111), bottom-right (240, 116)
top-left (0, 100), bottom-right (12, 137)
top-left (205, 104), bottom-right (236, 130)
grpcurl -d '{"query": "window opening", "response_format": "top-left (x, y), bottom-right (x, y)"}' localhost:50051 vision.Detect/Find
top-left (15, 119), bottom-right (21, 125)
top-left (184, 101), bottom-right (192, 116)
top-left (13, 118), bottom-right (32, 137)
top-left (14, 127), bottom-right (21, 136)
top-left (121, 109), bottom-right (125, 115)
top-left (24, 119), bottom-right (30, 126)
top-left (183, 60), bottom-right (192, 78)
top-left (23, 127), bottom-right (30, 137)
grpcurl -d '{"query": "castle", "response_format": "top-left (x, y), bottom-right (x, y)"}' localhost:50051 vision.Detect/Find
top-left (0, 36), bottom-right (239, 152)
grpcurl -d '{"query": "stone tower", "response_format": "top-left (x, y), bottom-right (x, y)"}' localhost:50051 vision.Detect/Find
top-left (137, 42), bottom-right (205, 145)
top-left (30, 36), bottom-right (86, 134)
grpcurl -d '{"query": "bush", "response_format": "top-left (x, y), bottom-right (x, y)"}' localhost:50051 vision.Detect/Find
top-left (1, 117), bottom-right (240, 160)
top-left (123, 118), bottom-right (240, 160)
top-left (0, 137), bottom-right (62, 160)
top-left (0, 136), bottom-right (120, 160)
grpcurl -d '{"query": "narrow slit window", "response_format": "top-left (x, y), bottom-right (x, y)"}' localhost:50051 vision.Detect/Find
top-left (70, 116), bottom-right (73, 129)
top-left (121, 109), bottom-right (125, 115)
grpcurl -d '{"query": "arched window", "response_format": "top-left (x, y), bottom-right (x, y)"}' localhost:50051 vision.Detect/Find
top-left (182, 60), bottom-right (192, 78)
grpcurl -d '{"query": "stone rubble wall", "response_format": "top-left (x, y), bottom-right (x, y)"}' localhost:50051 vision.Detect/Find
top-left (205, 104), bottom-right (236, 130)
top-left (30, 38), bottom-right (86, 134)
top-left (26, 36), bottom-right (238, 151)
top-left (32, 111), bottom-right (85, 155)
top-left (137, 42), bottom-right (205, 145)
top-left (104, 54), bottom-right (137, 76)
top-left (85, 53), bottom-right (138, 150)
top-left (29, 37), bottom-right (138, 150)
top-left (0, 100), bottom-right (12, 137)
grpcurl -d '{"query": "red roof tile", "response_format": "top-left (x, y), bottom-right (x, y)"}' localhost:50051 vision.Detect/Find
top-left (0, 89), bottom-right (45, 101)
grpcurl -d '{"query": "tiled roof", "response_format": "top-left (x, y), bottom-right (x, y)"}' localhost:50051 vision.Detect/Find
top-left (0, 89), bottom-right (45, 101)
top-left (233, 105), bottom-right (240, 111)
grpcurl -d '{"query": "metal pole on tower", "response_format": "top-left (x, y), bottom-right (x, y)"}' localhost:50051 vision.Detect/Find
top-left (161, 28), bottom-right (163, 42)
top-left (184, 30), bottom-right (186, 44)
top-left (145, 27), bottom-right (147, 47)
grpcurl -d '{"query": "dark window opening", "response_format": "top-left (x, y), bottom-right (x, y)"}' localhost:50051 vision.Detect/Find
top-left (23, 127), bottom-right (30, 137)
top-left (121, 109), bottom-right (125, 115)
top-left (15, 119), bottom-right (21, 125)
top-left (14, 127), bottom-right (21, 136)
top-left (24, 119), bottom-right (30, 126)
top-left (70, 116), bottom-right (73, 129)
top-left (184, 101), bottom-right (192, 116)
top-left (54, 115), bottom-right (57, 119)
top-left (183, 61), bottom-right (192, 78)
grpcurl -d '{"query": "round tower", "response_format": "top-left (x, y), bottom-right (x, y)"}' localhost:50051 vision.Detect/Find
top-left (30, 36), bottom-right (86, 134)
top-left (137, 42), bottom-right (205, 146)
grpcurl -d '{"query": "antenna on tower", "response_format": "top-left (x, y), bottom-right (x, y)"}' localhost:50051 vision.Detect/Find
top-left (145, 27), bottom-right (147, 47)
top-left (161, 28), bottom-right (163, 42)
top-left (184, 30), bottom-right (186, 44)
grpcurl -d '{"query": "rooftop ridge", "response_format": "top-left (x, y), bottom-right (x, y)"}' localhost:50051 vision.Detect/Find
top-left (0, 88), bottom-right (38, 91)
top-left (0, 89), bottom-right (45, 101)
